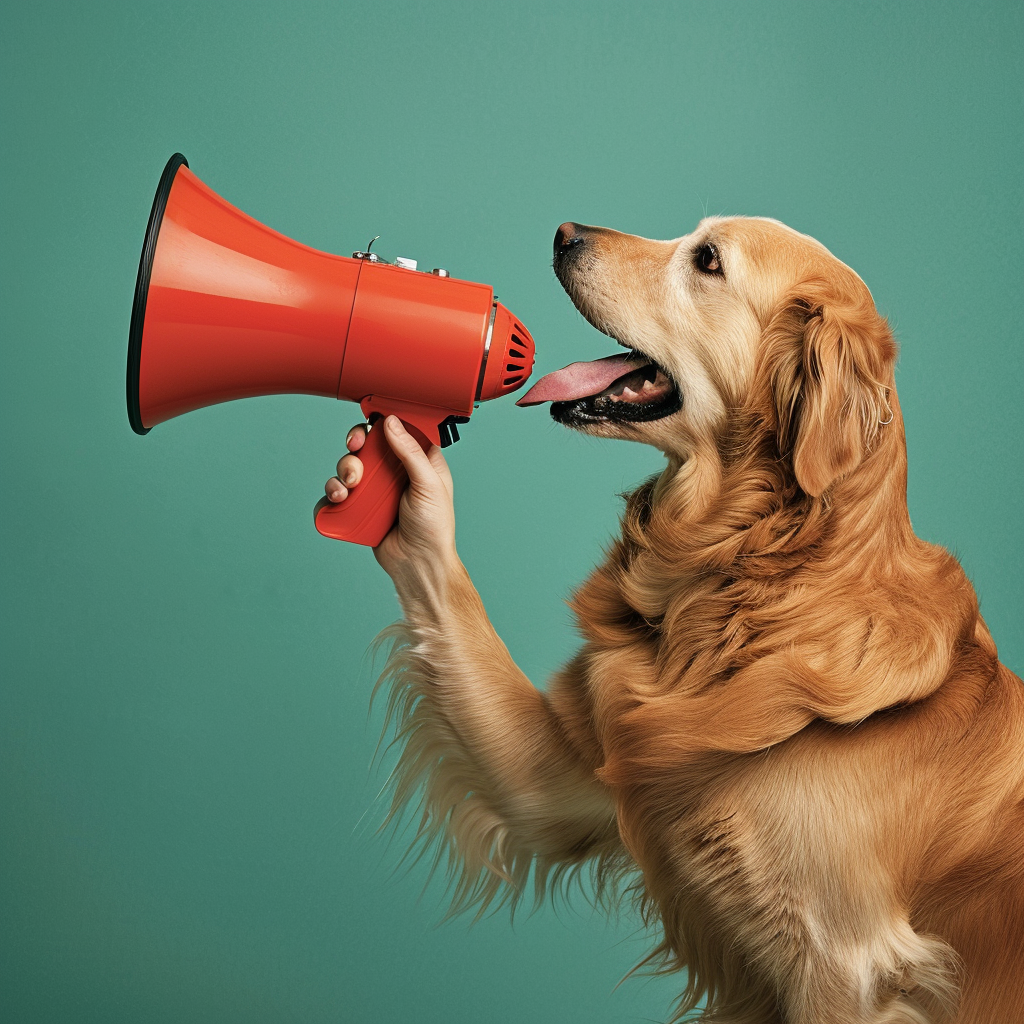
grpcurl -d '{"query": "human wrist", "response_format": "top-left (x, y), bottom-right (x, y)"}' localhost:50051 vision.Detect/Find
top-left (388, 546), bottom-right (466, 624)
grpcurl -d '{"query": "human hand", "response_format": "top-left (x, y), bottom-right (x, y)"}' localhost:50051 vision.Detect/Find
top-left (325, 416), bottom-right (459, 600)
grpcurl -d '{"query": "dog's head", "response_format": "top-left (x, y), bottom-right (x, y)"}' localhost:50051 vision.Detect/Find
top-left (519, 217), bottom-right (897, 498)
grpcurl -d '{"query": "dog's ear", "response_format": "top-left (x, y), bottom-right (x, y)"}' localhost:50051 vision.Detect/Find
top-left (766, 281), bottom-right (896, 497)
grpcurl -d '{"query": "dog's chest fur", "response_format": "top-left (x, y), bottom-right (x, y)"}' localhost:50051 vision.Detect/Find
top-left (574, 640), bottom-right (965, 1022)
top-left (556, 499), bottom-right (984, 1020)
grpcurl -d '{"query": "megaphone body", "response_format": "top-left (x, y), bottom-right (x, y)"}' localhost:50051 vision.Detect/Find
top-left (128, 154), bottom-right (535, 546)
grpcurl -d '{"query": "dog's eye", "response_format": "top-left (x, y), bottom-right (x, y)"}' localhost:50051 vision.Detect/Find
top-left (695, 243), bottom-right (722, 275)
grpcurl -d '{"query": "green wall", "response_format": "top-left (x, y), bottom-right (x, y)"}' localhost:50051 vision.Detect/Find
top-left (2, 2), bottom-right (1021, 1021)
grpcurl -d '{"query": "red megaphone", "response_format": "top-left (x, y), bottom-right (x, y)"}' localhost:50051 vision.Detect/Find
top-left (128, 154), bottom-right (535, 546)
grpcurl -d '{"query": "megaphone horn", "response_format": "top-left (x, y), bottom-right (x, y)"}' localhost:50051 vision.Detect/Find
top-left (128, 154), bottom-right (535, 547)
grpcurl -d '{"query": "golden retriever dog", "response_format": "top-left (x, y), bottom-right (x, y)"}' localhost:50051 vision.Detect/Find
top-left (325, 217), bottom-right (1024, 1023)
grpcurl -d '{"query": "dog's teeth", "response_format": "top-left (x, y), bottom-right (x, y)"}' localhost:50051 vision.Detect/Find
top-left (622, 387), bottom-right (636, 399)
top-left (641, 379), bottom-right (654, 392)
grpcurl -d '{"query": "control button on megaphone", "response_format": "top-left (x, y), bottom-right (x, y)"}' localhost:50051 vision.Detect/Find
top-left (128, 154), bottom-right (535, 547)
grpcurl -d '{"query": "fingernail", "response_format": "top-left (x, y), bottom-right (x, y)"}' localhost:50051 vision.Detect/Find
top-left (342, 471), bottom-right (354, 485)
top-left (386, 415), bottom-right (400, 430)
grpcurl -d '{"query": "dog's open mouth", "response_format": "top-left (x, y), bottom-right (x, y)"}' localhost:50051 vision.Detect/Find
top-left (516, 351), bottom-right (682, 424)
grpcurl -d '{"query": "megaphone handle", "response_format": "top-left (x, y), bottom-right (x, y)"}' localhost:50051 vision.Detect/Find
top-left (312, 418), bottom-right (431, 546)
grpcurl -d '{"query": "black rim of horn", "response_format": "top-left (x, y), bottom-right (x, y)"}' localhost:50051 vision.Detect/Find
top-left (127, 153), bottom-right (189, 435)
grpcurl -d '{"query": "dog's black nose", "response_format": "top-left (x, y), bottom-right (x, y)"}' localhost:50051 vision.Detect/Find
top-left (554, 222), bottom-right (586, 257)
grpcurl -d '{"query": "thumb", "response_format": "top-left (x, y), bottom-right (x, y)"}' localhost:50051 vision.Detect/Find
top-left (381, 416), bottom-right (439, 490)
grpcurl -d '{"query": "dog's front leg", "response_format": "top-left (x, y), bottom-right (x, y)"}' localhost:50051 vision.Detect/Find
top-left (328, 417), bottom-right (621, 911)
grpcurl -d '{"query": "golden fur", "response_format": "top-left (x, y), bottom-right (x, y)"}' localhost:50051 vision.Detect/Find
top-left (374, 217), bottom-right (1024, 1023)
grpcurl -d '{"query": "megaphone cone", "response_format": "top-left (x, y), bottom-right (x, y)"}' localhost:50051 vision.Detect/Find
top-left (128, 155), bottom-right (535, 546)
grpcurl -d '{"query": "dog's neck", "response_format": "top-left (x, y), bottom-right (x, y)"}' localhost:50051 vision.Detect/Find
top-left (572, 400), bottom-right (984, 721)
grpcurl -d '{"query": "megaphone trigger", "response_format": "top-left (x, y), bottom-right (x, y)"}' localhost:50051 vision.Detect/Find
top-left (357, 396), bottom-right (448, 447)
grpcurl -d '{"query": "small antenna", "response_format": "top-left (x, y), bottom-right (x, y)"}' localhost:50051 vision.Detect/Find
top-left (351, 235), bottom-right (388, 263)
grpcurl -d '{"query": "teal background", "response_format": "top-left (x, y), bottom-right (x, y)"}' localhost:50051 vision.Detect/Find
top-left (2, 2), bottom-right (1021, 1021)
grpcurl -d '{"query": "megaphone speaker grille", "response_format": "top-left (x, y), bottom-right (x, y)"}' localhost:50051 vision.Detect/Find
top-left (477, 302), bottom-right (536, 402)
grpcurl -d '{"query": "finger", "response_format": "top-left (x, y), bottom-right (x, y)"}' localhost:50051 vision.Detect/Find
top-left (346, 423), bottom-right (368, 453)
top-left (324, 477), bottom-right (348, 503)
top-left (426, 444), bottom-right (454, 493)
top-left (336, 453), bottom-right (363, 488)
top-left (382, 416), bottom-right (442, 490)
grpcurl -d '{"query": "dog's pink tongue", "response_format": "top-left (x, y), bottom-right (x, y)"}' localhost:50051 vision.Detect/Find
top-left (516, 354), bottom-right (635, 406)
